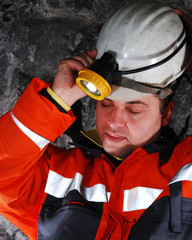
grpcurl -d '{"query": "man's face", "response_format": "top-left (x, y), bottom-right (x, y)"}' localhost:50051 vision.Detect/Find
top-left (96, 95), bottom-right (172, 159)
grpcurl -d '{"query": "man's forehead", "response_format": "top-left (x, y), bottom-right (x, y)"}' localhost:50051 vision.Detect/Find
top-left (103, 97), bottom-right (152, 106)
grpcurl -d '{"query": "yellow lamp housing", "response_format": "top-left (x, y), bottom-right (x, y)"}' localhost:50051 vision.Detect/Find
top-left (76, 68), bottom-right (111, 100)
top-left (76, 52), bottom-right (116, 100)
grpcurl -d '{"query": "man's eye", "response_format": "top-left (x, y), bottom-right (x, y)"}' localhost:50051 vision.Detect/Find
top-left (102, 103), bottom-right (111, 107)
top-left (101, 100), bottom-right (112, 107)
top-left (130, 110), bottom-right (140, 114)
top-left (127, 108), bottom-right (141, 114)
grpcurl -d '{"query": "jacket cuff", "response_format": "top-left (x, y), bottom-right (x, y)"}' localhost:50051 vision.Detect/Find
top-left (39, 87), bottom-right (71, 113)
top-left (12, 78), bottom-right (76, 142)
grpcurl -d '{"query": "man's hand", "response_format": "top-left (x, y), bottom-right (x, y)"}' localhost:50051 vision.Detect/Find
top-left (52, 50), bottom-right (97, 107)
top-left (174, 9), bottom-right (192, 72)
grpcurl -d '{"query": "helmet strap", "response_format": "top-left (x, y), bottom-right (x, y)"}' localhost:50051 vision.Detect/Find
top-left (112, 77), bottom-right (174, 99)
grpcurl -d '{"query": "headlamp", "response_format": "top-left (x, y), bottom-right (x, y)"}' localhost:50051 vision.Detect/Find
top-left (76, 22), bottom-right (190, 101)
top-left (76, 52), bottom-right (115, 100)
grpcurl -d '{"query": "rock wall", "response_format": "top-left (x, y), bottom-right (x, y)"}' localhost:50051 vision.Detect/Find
top-left (0, 0), bottom-right (192, 239)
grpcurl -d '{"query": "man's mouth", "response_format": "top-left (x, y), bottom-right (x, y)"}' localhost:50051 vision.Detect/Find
top-left (105, 132), bottom-right (127, 143)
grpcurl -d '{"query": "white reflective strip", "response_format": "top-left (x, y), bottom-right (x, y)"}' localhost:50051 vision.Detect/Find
top-left (169, 163), bottom-right (192, 184)
top-left (123, 163), bottom-right (192, 212)
top-left (11, 112), bottom-right (50, 150)
top-left (45, 170), bottom-right (110, 202)
top-left (123, 187), bottom-right (163, 212)
top-left (107, 192), bottom-right (111, 200)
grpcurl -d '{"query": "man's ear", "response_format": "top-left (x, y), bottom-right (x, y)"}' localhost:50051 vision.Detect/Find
top-left (161, 100), bottom-right (174, 126)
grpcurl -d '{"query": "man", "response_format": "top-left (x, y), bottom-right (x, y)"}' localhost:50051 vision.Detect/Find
top-left (0, 1), bottom-right (192, 239)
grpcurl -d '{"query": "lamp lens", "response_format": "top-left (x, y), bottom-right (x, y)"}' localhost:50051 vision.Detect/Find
top-left (80, 80), bottom-right (101, 96)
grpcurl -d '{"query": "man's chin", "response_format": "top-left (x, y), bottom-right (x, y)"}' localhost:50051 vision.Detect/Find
top-left (102, 143), bottom-right (134, 159)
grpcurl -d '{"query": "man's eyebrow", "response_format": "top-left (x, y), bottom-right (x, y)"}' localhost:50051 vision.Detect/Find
top-left (126, 101), bottom-right (149, 107)
top-left (104, 98), bottom-right (149, 107)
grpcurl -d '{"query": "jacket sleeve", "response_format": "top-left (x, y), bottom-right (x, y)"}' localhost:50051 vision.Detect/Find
top-left (0, 77), bottom-right (76, 239)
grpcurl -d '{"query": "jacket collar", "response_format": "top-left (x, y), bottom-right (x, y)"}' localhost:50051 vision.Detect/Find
top-left (143, 126), bottom-right (179, 163)
top-left (71, 129), bottom-right (123, 168)
top-left (72, 126), bottom-right (178, 166)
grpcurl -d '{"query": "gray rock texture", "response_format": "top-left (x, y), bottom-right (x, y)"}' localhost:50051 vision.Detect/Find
top-left (0, 0), bottom-right (192, 239)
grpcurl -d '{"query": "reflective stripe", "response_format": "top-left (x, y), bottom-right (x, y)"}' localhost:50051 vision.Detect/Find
top-left (123, 163), bottom-right (192, 212)
top-left (11, 112), bottom-right (49, 150)
top-left (169, 163), bottom-right (192, 184)
top-left (45, 170), bottom-right (110, 202)
top-left (123, 187), bottom-right (163, 212)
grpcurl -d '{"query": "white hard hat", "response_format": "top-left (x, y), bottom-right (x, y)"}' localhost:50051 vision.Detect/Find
top-left (96, 0), bottom-right (191, 101)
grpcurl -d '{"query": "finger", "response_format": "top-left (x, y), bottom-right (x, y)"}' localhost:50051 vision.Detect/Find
top-left (174, 9), bottom-right (192, 30)
top-left (174, 9), bottom-right (189, 19)
top-left (57, 50), bottom-right (97, 76)
top-left (87, 49), bottom-right (98, 58)
top-left (58, 58), bottom-right (85, 73)
top-left (72, 53), bottom-right (94, 67)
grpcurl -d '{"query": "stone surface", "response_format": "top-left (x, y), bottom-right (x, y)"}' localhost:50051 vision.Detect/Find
top-left (0, 0), bottom-right (192, 239)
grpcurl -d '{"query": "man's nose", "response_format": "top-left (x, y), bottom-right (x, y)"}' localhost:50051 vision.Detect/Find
top-left (107, 107), bottom-right (127, 128)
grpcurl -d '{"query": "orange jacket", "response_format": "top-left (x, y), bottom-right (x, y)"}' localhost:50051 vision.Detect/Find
top-left (1, 78), bottom-right (192, 240)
